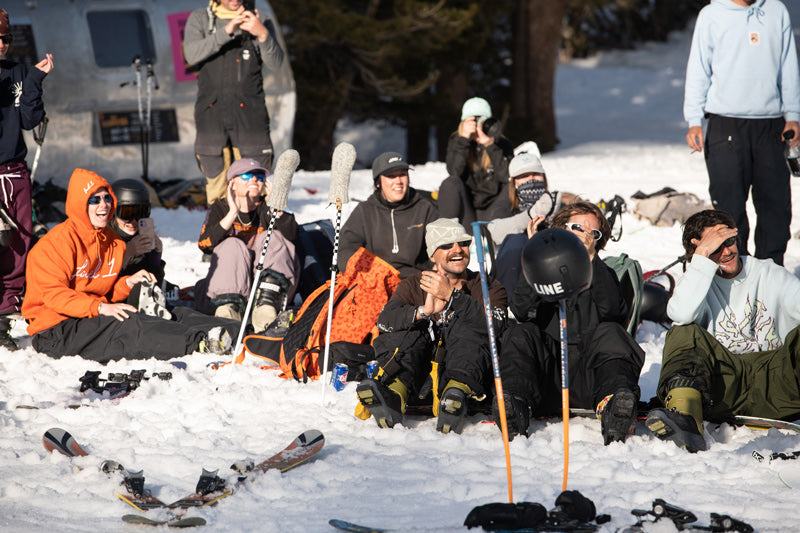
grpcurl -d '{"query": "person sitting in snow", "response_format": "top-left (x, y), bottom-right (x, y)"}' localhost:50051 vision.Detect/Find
top-left (338, 151), bottom-right (438, 279)
top-left (496, 200), bottom-right (645, 445)
top-left (438, 97), bottom-right (514, 230)
top-left (22, 168), bottom-right (238, 362)
top-left (194, 158), bottom-right (299, 333)
top-left (109, 179), bottom-right (165, 284)
top-left (356, 217), bottom-right (507, 434)
top-left (647, 209), bottom-right (800, 453)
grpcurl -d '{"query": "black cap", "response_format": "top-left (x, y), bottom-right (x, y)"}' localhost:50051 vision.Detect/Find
top-left (372, 152), bottom-right (409, 182)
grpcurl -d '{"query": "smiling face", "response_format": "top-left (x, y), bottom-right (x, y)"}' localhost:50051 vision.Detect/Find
top-left (115, 217), bottom-right (138, 237)
top-left (87, 187), bottom-right (113, 229)
top-left (431, 239), bottom-right (470, 277)
top-left (700, 226), bottom-right (742, 278)
top-left (378, 170), bottom-right (409, 203)
top-left (233, 174), bottom-right (265, 202)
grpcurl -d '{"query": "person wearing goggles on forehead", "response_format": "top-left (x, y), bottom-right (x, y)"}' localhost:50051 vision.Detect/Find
top-left (0, 8), bottom-right (54, 350)
top-left (356, 217), bottom-right (507, 435)
top-left (495, 201), bottom-right (644, 446)
top-left (21, 169), bottom-right (240, 362)
top-left (648, 209), bottom-right (800, 453)
top-left (195, 158), bottom-right (298, 333)
top-left (109, 179), bottom-right (165, 284)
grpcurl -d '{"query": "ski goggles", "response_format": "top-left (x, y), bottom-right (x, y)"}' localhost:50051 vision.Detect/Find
top-left (87, 193), bottom-right (113, 205)
top-left (116, 204), bottom-right (151, 221)
top-left (710, 236), bottom-right (737, 256)
top-left (237, 171), bottom-right (268, 183)
top-left (0, 35), bottom-right (12, 45)
top-left (566, 222), bottom-right (602, 241)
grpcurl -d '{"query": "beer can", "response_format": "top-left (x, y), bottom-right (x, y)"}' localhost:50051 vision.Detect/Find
top-left (331, 363), bottom-right (348, 392)
top-left (366, 360), bottom-right (379, 379)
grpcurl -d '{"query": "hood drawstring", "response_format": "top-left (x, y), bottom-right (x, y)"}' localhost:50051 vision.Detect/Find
top-left (390, 208), bottom-right (399, 254)
top-left (747, 5), bottom-right (765, 24)
top-left (0, 172), bottom-right (17, 210)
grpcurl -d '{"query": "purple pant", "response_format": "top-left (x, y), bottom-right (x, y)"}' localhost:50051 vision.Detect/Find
top-left (195, 229), bottom-right (299, 314)
top-left (0, 161), bottom-right (32, 314)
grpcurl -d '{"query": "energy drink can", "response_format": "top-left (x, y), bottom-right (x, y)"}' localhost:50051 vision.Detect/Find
top-left (331, 363), bottom-right (348, 392)
top-left (366, 360), bottom-right (379, 379)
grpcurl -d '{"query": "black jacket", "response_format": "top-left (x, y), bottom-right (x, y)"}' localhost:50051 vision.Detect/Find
top-left (338, 188), bottom-right (438, 278)
top-left (197, 199), bottom-right (298, 253)
top-left (0, 60), bottom-right (47, 164)
top-left (510, 254), bottom-right (629, 347)
top-left (445, 134), bottom-right (514, 210)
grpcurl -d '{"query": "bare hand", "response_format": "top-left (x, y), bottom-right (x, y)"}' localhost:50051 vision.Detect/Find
top-left (686, 126), bottom-right (703, 152)
top-left (526, 216), bottom-right (546, 239)
top-left (98, 301), bottom-right (137, 322)
top-left (420, 270), bottom-right (453, 305)
top-left (35, 53), bottom-right (54, 74)
top-left (783, 121), bottom-right (800, 147)
top-left (239, 9), bottom-right (268, 41)
top-left (690, 224), bottom-right (737, 258)
top-left (224, 7), bottom-right (247, 35)
top-left (459, 117), bottom-right (477, 139)
top-left (126, 269), bottom-right (155, 289)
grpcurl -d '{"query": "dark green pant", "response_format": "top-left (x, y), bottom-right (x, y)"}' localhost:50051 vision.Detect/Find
top-left (658, 323), bottom-right (800, 420)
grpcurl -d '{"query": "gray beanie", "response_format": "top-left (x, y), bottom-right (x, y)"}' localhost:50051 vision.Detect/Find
top-left (425, 218), bottom-right (472, 257)
top-left (509, 152), bottom-right (545, 179)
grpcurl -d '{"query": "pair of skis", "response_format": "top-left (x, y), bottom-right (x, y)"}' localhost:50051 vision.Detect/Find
top-left (43, 427), bottom-right (325, 527)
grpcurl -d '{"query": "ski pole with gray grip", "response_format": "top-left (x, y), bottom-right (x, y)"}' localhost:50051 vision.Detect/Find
top-left (231, 149), bottom-right (300, 361)
top-left (320, 142), bottom-right (355, 403)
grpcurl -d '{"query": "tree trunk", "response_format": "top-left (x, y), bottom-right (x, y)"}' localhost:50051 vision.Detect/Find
top-left (506, 0), bottom-right (566, 153)
top-left (434, 66), bottom-right (469, 162)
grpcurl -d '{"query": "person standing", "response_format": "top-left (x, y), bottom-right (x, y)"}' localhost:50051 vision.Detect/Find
top-left (183, 0), bottom-right (284, 205)
top-left (0, 9), bottom-right (53, 349)
top-left (684, 0), bottom-right (800, 266)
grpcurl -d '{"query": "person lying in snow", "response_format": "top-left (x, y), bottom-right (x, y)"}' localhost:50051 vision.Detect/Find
top-left (22, 168), bottom-right (238, 362)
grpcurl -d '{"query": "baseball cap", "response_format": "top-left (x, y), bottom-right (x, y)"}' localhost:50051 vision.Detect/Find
top-left (371, 152), bottom-right (409, 182)
top-left (227, 158), bottom-right (269, 181)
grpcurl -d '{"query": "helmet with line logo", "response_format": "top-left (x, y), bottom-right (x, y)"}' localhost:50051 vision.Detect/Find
top-left (522, 228), bottom-right (592, 302)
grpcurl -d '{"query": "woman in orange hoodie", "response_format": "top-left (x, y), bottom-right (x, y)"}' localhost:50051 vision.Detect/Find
top-left (22, 168), bottom-right (237, 362)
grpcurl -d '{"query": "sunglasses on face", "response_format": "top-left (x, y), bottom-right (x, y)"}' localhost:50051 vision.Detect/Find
top-left (437, 240), bottom-right (471, 251)
top-left (87, 194), bottom-right (113, 205)
top-left (710, 236), bottom-right (737, 256)
top-left (237, 171), bottom-right (267, 182)
top-left (0, 35), bottom-right (13, 45)
top-left (116, 204), bottom-right (150, 222)
top-left (566, 222), bottom-right (602, 241)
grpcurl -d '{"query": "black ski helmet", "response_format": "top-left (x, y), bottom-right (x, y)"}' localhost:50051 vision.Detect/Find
top-left (111, 179), bottom-right (151, 220)
top-left (640, 282), bottom-right (671, 324)
top-left (522, 228), bottom-right (592, 301)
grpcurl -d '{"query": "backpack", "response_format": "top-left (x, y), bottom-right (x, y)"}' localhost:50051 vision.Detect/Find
top-left (602, 253), bottom-right (644, 337)
top-left (242, 247), bottom-right (401, 381)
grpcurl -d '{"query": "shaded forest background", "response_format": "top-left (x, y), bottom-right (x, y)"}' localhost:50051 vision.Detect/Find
top-left (272, 0), bottom-right (705, 169)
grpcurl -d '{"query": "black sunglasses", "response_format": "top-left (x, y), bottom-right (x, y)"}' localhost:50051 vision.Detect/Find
top-left (0, 35), bottom-right (13, 45)
top-left (437, 239), bottom-right (471, 251)
top-left (87, 194), bottom-right (113, 205)
top-left (710, 236), bottom-right (737, 256)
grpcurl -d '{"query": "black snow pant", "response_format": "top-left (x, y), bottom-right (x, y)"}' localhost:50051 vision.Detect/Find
top-left (438, 176), bottom-right (509, 234)
top-left (372, 324), bottom-right (494, 399)
top-left (32, 307), bottom-right (240, 363)
top-left (499, 321), bottom-right (644, 416)
top-left (658, 323), bottom-right (800, 421)
top-left (704, 114), bottom-right (790, 265)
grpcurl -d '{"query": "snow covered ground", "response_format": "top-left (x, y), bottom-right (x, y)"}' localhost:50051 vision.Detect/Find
top-left (6, 13), bottom-right (800, 533)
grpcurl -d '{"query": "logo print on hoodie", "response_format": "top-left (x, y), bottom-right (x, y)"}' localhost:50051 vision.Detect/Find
top-left (83, 181), bottom-right (95, 194)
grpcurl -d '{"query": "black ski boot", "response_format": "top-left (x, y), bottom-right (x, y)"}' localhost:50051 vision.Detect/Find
top-left (493, 393), bottom-right (530, 440)
top-left (437, 380), bottom-right (472, 434)
top-left (646, 386), bottom-right (707, 452)
top-left (356, 378), bottom-right (407, 429)
top-left (0, 315), bottom-right (18, 351)
top-left (599, 389), bottom-right (637, 445)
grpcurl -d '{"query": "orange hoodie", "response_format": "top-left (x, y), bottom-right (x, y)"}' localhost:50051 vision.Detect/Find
top-left (22, 169), bottom-right (132, 335)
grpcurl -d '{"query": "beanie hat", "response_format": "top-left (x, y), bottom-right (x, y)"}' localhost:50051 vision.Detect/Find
top-left (0, 10), bottom-right (9, 36)
top-left (371, 152), bottom-right (409, 183)
top-left (460, 97), bottom-right (492, 121)
top-left (509, 152), bottom-right (546, 179)
top-left (227, 158), bottom-right (269, 181)
top-left (425, 217), bottom-right (472, 258)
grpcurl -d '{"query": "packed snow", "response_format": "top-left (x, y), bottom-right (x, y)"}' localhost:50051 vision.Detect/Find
top-left (5, 14), bottom-right (800, 533)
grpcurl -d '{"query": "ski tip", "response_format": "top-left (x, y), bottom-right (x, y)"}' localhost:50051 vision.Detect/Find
top-left (299, 429), bottom-right (325, 448)
top-left (43, 427), bottom-right (89, 457)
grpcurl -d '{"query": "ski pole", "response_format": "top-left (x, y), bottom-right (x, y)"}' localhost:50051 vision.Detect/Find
top-left (471, 221), bottom-right (513, 503)
top-left (644, 254), bottom-right (687, 281)
top-left (133, 56), bottom-right (144, 181)
top-left (558, 298), bottom-right (570, 491)
top-left (30, 116), bottom-right (48, 183)
top-left (320, 142), bottom-right (356, 405)
top-left (143, 59), bottom-right (154, 184)
top-left (231, 149), bottom-right (300, 363)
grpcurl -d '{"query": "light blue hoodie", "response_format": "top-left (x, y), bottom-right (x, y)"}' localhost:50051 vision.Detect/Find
top-left (684, 0), bottom-right (800, 127)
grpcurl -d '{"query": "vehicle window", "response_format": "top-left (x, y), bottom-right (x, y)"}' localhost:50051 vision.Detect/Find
top-left (87, 10), bottom-right (156, 68)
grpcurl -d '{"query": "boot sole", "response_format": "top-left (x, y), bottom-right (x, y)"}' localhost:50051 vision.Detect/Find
top-left (356, 381), bottom-right (403, 429)
top-left (602, 390), bottom-right (636, 445)
top-left (436, 389), bottom-right (467, 434)
top-left (646, 408), bottom-right (707, 453)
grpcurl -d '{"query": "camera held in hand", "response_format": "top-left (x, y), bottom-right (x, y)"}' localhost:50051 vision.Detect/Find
top-left (475, 116), bottom-right (502, 139)
top-left (243, 0), bottom-right (256, 12)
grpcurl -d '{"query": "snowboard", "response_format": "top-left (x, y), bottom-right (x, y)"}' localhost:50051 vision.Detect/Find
top-left (328, 518), bottom-right (598, 532)
top-left (732, 415), bottom-right (800, 433)
top-left (122, 514), bottom-right (207, 528)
